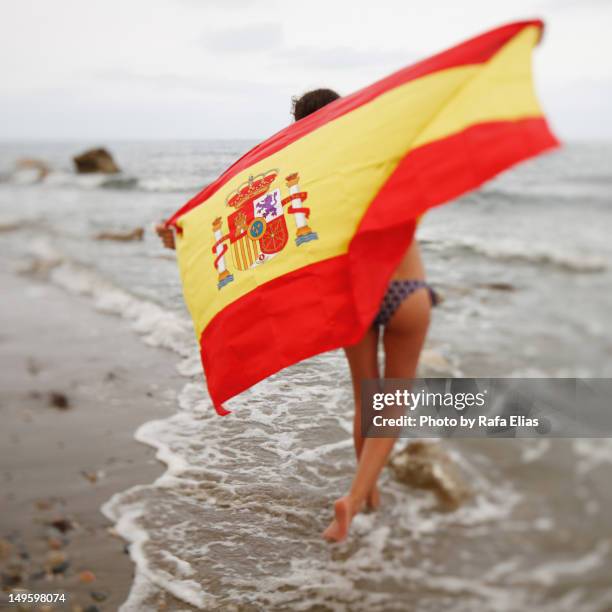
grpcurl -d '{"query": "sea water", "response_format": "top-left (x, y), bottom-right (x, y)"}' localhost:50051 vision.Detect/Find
top-left (1, 141), bottom-right (611, 610)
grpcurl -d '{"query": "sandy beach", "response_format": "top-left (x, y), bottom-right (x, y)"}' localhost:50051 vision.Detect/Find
top-left (0, 264), bottom-right (184, 611)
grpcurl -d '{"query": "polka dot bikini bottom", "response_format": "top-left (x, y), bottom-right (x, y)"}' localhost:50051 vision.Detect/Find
top-left (373, 279), bottom-right (438, 327)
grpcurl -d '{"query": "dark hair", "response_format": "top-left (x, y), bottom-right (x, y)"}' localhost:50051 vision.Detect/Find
top-left (291, 88), bottom-right (340, 121)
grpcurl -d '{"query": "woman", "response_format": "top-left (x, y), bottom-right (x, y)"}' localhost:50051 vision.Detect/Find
top-left (156, 89), bottom-right (433, 542)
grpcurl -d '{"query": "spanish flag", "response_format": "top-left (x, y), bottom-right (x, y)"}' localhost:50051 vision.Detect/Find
top-left (167, 20), bottom-right (558, 415)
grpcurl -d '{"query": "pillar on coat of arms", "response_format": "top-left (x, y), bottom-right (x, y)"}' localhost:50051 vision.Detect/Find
top-left (285, 173), bottom-right (318, 246)
top-left (212, 217), bottom-right (234, 289)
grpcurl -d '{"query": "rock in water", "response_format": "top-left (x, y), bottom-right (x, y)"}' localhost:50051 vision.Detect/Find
top-left (94, 227), bottom-right (144, 241)
top-left (389, 441), bottom-right (470, 510)
top-left (419, 349), bottom-right (452, 373)
top-left (73, 148), bottom-right (120, 174)
top-left (478, 282), bottom-right (516, 292)
top-left (15, 158), bottom-right (50, 181)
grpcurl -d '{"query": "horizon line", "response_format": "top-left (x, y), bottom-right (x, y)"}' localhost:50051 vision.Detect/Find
top-left (1, 136), bottom-right (611, 145)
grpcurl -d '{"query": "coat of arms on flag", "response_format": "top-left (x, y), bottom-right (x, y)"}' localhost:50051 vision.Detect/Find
top-left (211, 170), bottom-right (318, 289)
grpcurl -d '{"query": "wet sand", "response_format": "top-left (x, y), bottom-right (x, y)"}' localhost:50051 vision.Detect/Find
top-left (0, 266), bottom-right (184, 610)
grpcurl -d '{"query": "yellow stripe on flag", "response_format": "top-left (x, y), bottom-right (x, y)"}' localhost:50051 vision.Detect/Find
top-left (177, 25), bottom-right (543, 340)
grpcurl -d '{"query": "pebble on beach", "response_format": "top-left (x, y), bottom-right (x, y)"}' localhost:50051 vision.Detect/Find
top-left (0, 538), bottom-right (13, 559)
top-left (90, 591), bottom-right (108, 602)
top-left (1, 563), bottom-right (23, 588)
top-left (80, 471), bottom-right (98, 484)
top-left (47, 537), bottom-right (64, 550)
top-left (46, 550), bottom-right (68, 573)
top-left (78, 570), bottom-right (96, 584)
top-left (34, 498), bottom-right (56, 511)
top-left (47, 518), bottom-right (75, 534)
top-left (48, 392), bottom-right (70, 410)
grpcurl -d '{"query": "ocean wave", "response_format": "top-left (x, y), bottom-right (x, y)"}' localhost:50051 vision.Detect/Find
top-left (137, 176), bottom-right (206, 194)
top-left (7, 169), bottom-right (203, 194)
top-left (476, 183), bottom-right (612, 205)
top-left (20, 239), bottom-right (196, 360)
top-left (425, 235), bottom-right (608, 273)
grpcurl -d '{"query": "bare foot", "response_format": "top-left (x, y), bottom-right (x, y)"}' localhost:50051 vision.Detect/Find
top-left (323, 496), bottom-right (357, 542)
top-left (366, 484), bottom-right (380, 510)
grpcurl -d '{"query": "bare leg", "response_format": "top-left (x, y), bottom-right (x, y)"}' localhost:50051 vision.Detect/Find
top-left (343, 326), bottom-right (380, 508)
top-left (324, 242), bottom-right (431, 542)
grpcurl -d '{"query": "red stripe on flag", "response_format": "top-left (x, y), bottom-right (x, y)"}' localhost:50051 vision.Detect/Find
top-left (348, 116), bottom-right (559, 330)
top-left (167, 20), bottom-right (544, 229)
top-left (201, 116), bottom-right (559, 413)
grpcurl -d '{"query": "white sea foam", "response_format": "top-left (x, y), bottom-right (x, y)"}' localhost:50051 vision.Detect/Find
top-left (520, 439), bottom-right (551, 463)
top-left (422, 233), bottom-right (608, 273)
top-left (518, 541), bottom-right (610, 588)
top-left (573, 439), bottom-right (612, 475)
top-left (102, 497), bottom-right (212, 609)
top-left (44, 170), bottom-right (121, 190)
top-left (22, 238), bottom-right (196, 363)
top-left (138, 175), bottom-right (204, 194)
top-left (21, 168), bottom-right (200, 194)
top-left (101, 367), bottom-right (578, 612)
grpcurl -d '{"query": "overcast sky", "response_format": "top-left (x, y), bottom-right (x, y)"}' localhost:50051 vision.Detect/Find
top-left (1, 0), bottom-right (610, 141)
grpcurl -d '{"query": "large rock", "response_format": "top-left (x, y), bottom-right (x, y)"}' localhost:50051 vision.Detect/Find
top-left (73, 148), bottom-right (120, 174)
top-left (389, 441), bottom-right (470, 510)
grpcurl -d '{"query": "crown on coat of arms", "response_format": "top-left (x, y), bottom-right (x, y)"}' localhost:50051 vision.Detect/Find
top-left (226, 170), bottom-right (278, 208)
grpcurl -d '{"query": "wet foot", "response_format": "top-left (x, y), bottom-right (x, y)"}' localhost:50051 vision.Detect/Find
top-left (323, 496), bottom-right (356, 542)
